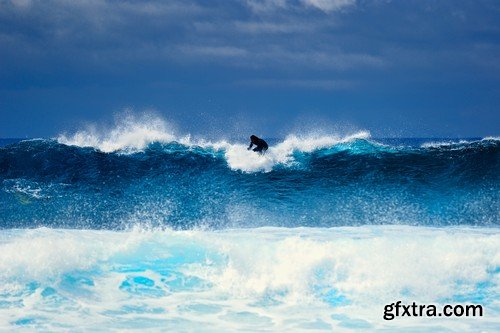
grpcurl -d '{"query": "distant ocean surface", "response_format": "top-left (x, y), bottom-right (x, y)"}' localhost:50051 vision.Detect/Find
top-left (0, 121), bottom-right (498, 331)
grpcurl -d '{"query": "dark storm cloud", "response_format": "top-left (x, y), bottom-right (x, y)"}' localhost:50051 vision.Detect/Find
top-left (0, 0), bottom-right (381, 87)
top-left (1, 0), bottom-right (499, 137)
top-left (2, 0), bottom-right (498, 83)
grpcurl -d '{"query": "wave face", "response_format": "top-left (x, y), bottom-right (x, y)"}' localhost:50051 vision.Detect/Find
top-left (0, 134), bottom-right (498, 229)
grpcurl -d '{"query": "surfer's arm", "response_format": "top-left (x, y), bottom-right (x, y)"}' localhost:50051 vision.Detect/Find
top-left (247, 142), bottom-right (253, 150)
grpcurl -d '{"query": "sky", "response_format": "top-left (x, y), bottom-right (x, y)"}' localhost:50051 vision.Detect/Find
top-left (0, 0), bottom-right (499, 138)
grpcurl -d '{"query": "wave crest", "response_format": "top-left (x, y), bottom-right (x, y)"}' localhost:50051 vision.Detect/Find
top-left (57, 113), bottom-right (185, 153)
top-left (55, 113), bottom-right (372, 172)
top-left (421, 137), bottom-right (500, 149)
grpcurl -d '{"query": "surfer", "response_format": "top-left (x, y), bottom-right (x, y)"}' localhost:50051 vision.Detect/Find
top-left (247, 135), bottom-right (268, 154)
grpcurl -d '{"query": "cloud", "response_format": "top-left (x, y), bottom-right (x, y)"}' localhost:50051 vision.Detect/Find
top-left (269, 49), bottom-right (385, 70)
top-left (10, 0), bottom-right (32, 9)
top-left (245, 0), bottom-right (287, 12)
top-left (174, 43), bottom-right (384, 71)
top-left (245, 0), bottom-right (356, 12)
top-left (235, 78), bottom-right (356, 90)
top-left (301, 0), bottom-right (356, 12)
top-left (0, 0), bottom-right (498, 90)
top-left (178, 46), bottom-right (249, 58)
top-left (233, 21), bottom-right (313, 34)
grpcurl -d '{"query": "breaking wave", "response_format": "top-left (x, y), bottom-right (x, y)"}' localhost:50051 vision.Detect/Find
top-left (0, 116), bottom-right (498, 229)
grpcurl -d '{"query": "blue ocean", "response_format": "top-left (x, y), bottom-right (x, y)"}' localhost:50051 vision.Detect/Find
top-left (0, 118), bottom-right (498, 332)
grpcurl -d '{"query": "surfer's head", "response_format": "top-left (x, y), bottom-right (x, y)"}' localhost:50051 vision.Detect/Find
top-left (250, 135), bottom-right (258, 143)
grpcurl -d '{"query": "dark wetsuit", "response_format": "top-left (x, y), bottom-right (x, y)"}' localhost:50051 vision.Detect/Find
top-left (248, 137), bottom-right (268, 153)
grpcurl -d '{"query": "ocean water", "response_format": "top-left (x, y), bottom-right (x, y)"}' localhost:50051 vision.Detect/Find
top-left (0, 119), bottom-right (499, 331)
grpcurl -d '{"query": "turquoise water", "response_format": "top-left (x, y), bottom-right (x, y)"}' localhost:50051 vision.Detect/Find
top-left (0, 126), bottom-right (498, 331)
top-left (0, 227), bottom-right (498, 331)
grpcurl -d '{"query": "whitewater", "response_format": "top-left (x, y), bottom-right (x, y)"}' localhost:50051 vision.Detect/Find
top-left (0, 116), bottom-right (499, 331)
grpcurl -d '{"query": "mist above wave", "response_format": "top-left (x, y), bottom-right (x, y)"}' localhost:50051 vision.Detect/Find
top-left (57, 113), bottom-right (182, 153)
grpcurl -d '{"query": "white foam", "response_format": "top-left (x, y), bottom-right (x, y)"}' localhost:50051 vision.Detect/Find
top-left (221, 131), bottom-right (370, 172)
top-left (421, 139), bottom-right (471, 149)
top-left (204, 227), bottom-right (500, 305)
top-left (57, 113), bottom-right (184, 153)
top-left (0, 226), bottom-right (498, 331)
top-left (482, 136), bottom-right (500, 141)
top-left (421, 136), bottom-right (499, 149)
top-left (3, 180), bottom-right (45, 199)
top-left (0, 228), bottom-right (147, 281)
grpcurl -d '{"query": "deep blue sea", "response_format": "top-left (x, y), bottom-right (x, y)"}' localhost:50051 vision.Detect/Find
top-left (0, 125), bottom-right (498, 331)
